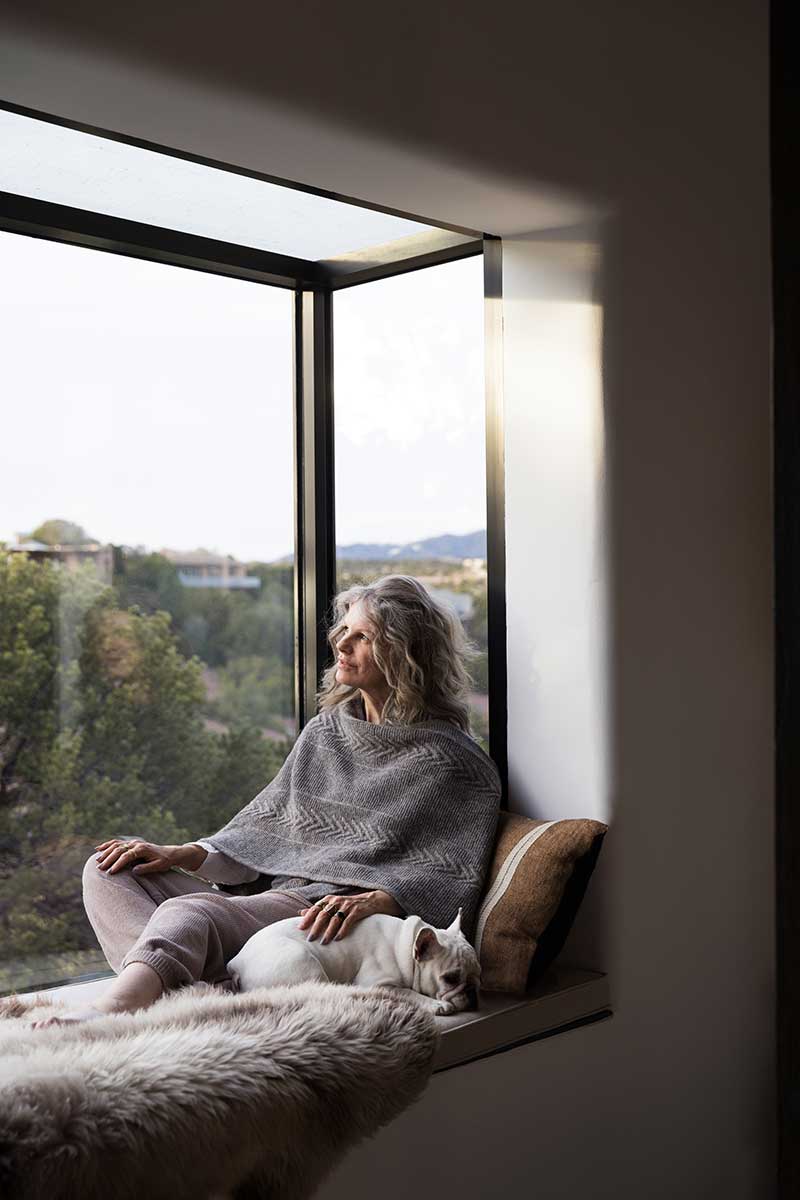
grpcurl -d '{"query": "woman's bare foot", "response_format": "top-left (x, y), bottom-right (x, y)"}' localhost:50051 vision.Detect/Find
top-left (32, 1006), bottom-right (107, 1029)
top-left (32, 962), bottom-right (164, 1030)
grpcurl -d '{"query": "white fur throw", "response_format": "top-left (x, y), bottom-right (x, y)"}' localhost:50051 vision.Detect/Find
top-left (0, 982), bottom-right (438, 1200)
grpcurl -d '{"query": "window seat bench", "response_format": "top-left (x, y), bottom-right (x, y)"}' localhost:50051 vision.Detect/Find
top-left (432, 965), bottom-right (610, 1070)
top-left (33, 965), bottom-right (610, 1072)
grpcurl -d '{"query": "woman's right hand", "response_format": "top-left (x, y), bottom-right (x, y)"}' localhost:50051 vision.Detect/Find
top-left (94, 839), bottom-right (207, 876)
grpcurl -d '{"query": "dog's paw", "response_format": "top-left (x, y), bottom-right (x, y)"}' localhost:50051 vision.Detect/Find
top-left (435, 1002), bottom-right (456, 1017)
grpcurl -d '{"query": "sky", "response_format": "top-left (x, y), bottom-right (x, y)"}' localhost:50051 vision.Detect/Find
top-left (1, 231), bottom-right (486, 563)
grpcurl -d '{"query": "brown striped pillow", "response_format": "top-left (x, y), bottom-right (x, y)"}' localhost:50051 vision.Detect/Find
top-left (475, 813), bottom-right (608, 994)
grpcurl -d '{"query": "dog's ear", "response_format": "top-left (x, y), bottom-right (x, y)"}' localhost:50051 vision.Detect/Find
top-left (413, 927), bottom-right (441, 962)
top-left (446, 908), bottom-right (463, 935)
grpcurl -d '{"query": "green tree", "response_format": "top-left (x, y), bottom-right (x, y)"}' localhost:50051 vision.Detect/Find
top-left (463, 585), bottom-right (488, 653)
top-left (227, 593), bottom-right (294, 668)
top-left (211, 654), bottom-right (294, 731)
top-left (113, 551), bottom-right (187, 628)
top-left (30, 518), bottom-right (93, 546)
top-left (0, 553), bottom-right (60, 801)
top-left (179, 589), bottom-right (235, 667)
top-left (0, 553), bottom-right (291, 991)
top-left (190, 725), bottom-right (290, 834)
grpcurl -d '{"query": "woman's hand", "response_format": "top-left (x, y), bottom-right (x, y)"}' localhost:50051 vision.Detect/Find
top-left (94, 839), bottom-right (207, 876)
top-left (298, 889), bottom-right (404, 944)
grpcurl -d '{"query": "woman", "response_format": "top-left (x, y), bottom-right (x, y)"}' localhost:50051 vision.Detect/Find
top-left (38, 575), bottom-right (501, 1026)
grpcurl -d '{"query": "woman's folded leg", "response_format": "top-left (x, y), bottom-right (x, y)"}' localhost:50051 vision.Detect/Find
top-left (81, 851), bottom-right (219, 974)
top-left (120, 889), bottom-right (305, 992)
top-left (34, 860), bottom-right (223, 1029)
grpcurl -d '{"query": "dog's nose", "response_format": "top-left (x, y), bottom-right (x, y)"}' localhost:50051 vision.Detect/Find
top-left (464, 985), bottom-right (479, 1010)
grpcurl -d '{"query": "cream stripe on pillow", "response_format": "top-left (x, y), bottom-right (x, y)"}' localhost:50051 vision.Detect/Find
top-left (474, 820), bottom-right (560, 956)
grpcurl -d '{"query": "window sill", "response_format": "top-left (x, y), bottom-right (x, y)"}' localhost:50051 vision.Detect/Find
top-left (433, 965), bottom-right (611, 1072)
top-left (31, 965), bottom-right (611, 1074)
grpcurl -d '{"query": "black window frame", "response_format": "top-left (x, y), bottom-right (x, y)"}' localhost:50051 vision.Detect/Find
top-left (0, 98), bottom-right (508, 798)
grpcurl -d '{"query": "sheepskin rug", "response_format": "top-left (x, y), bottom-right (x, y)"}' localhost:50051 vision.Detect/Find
top-left (0, 981), bottom-right (439, 1200)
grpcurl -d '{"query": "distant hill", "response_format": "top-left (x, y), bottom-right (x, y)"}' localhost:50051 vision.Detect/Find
top-left (336, 530), bottom-right (486, 561)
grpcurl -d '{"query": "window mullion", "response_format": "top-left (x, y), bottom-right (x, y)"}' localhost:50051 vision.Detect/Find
top-left (294, 287), bottom-right (336, 731)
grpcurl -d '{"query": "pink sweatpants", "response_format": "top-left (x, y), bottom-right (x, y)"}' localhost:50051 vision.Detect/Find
top-left (82, 853), bottom-right (306, 991)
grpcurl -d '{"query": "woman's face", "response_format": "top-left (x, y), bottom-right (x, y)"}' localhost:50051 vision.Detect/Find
top-left (334, 601), bottom-right (387, 695)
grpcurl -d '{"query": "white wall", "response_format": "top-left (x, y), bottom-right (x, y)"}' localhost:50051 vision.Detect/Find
top-left (0, 4), bottom-right (773, 1196)
top-left (504, 233), bottom-right (608, 824)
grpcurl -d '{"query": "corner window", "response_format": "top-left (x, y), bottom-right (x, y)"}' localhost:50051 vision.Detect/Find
top-left (0, 105), bottom-right (499, 995)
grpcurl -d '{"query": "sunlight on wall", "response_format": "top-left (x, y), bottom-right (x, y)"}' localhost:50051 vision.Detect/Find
top-left (503, 235), bottom-right (608, 823)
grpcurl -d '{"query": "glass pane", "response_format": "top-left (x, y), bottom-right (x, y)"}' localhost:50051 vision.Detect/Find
top-left (0, 108), bottom-right (437, 260)
top-left (0, 231), bottom-right (295, 993)
top-left (333, 255), bottom-right (488, 746)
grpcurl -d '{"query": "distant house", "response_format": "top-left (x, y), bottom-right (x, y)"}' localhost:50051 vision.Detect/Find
top-left (159, 548), bottom-right (261, 591)
top-left (7, 535), bottom-right (114, 581)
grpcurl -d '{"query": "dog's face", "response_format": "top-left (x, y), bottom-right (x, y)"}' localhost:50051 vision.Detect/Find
top-left (412, 911), bottom-right (481, 1012)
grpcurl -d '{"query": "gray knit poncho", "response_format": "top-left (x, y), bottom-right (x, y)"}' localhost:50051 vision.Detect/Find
top-left (205, 698), bottom-right (501, 940)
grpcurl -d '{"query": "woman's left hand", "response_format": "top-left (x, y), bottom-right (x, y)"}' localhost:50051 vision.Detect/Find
top-left (298, 889), bottom-right (403, 943)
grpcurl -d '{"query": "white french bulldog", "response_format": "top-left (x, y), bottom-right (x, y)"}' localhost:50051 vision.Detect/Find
top-left (226, 909), bottom-right (480, 1016)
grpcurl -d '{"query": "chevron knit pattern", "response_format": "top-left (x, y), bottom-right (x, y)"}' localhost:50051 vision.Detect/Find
top-left (206, 699), bottom-right (502, 940)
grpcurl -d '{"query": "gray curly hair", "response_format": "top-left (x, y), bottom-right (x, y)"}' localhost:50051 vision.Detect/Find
top-left (317, 575), bottom-right (476, 732)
